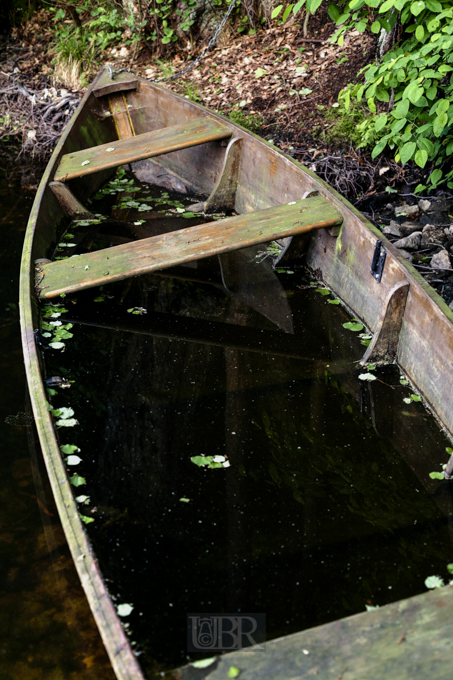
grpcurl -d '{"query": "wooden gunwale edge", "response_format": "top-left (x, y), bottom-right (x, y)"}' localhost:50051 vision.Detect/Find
top-left (19, 67), bottom-right (144, 680)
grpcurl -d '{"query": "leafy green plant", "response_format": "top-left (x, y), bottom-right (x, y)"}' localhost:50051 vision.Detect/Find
top-left (328, 0), bottom-right (453, 192)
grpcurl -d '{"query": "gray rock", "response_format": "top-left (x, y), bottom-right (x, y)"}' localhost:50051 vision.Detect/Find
top-left (419, 199), bottom-right (431, 212)
top-left (430, 249), bottom-right (451, 269)
top-left (449, 300), bottom-right (453, 312)
top-left (444, 226), bottom-right (453, 238)
top-left (383, 223), bottom-right (402, 237)
top-left (400, 221), bottom-right (423, 235)
top-left (393, 231), bottom-right (422, 250)
top-left (395, 203), bottom-right (419, 217)
top-left (421, 225), bottom-right (447, 246)
top-left (396, 249), bottom-right (413, 261)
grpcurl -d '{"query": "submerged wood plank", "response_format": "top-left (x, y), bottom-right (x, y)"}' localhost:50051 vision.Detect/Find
top-left (362, 280), bottom-right (410, 365)
top-left (37, 196), bottom-right (343, 299)
top-left (63, 307), bottom-right (330, 361)
top-left (54, 118), bottom-right (232, 182)
top-left (178, 586), bottom-right (453, 680)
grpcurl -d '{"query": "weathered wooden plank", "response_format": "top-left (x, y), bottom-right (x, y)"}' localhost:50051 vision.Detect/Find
top-left (178, 588), bottom-right (453, 680)
top-left (54, 118), bottom-right (232, 182)
top-left (37, 196), bottom-right (343, 299)
top-left (92, 69), bottom-right (138, 98)
top-left (362, 280), bottom-right (410, 365)
top-left (109, 92), bottom-right (135, 140)
top-left (178, 586), bottom-right (453, 680)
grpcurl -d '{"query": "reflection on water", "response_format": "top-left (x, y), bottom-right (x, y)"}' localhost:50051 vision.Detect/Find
top-left (0, 166), bottom-right (114, 679)
top-left (44, 226), bottom-right (453, 677)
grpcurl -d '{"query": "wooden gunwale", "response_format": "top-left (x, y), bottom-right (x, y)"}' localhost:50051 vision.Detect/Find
top-left (19, 70), bottom-right (144, 680)
top-left (20, 66), bottom-right (453, 680)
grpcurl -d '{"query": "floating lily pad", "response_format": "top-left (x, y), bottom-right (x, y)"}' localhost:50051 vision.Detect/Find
top-left (343, 322), bottom-right (364, 332)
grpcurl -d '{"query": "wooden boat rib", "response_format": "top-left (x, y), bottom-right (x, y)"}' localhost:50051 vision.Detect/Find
top-left (19, 67), bottom-right (453, 679)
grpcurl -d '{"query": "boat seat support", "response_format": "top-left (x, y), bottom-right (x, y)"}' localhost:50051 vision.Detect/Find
top-left (50, 182), bottom-right (95, 219)
top-left (36, 195), bottom-right (343, 299)
top-left (188, 137), bottom-right (242, 214)
top-left (361, 280), bottom-right (410, 366)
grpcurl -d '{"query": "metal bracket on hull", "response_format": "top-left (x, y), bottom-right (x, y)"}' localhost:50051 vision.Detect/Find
top-left (371, 239), bottom-right (386, 283)
top-left (361, 280), bottom-right (410, 366)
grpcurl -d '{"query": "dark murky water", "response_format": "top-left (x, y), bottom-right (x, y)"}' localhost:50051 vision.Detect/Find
top-left (41, 175), bottom-right (453, 677)
top-left (0, 167), bottom-right (114, 680)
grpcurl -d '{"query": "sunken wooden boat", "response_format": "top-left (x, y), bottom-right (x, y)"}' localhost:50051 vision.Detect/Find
top-left (20, 67), bottom-right (453, 680)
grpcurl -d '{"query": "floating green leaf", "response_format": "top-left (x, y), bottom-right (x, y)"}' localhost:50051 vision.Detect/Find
top-left (191, 455), bottom-right (226, 469)
top-left (117, 603), bottom-right (134, 617)
top-left (56, 407), bottom-right (74, 420)
top-left (191, 658), bottom-right (217, 669)
top-left (343, 322), bottom-right (364, 332)
top-left (328, 299), bottom-right (341, 305)
top-left (358, 373), bottom-right (377, 381)
top-left (56, 418), bottom-right (78, 428)
top-left (80, 514), bottom-right (95, 524)
top-left (179, 497), bottom-right (190, 503)
top-left (425, 575), bottom-right (444, 588)
top-left (429, 471), bottom-right (444, 480)
top-left (49, 341), bottom-right (65, 350)
top-left (70, 473), bottom-right (86, 487)
top-left (66, 455), bottom-right (82, 465)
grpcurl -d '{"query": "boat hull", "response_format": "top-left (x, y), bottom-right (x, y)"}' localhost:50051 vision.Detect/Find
top-left (19, 68), bottom-right (453, 680)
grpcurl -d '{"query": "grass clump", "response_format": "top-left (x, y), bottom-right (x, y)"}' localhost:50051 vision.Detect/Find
top-left (228, 109), bottom-right (264, 133)
top-left (323, 100), bottom-right (372, 148)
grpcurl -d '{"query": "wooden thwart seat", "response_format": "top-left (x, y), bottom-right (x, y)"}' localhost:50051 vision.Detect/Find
top-left (54, 118), bottom-right (232, 182)
top-left (37, 196), bottom-right (343, 299)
